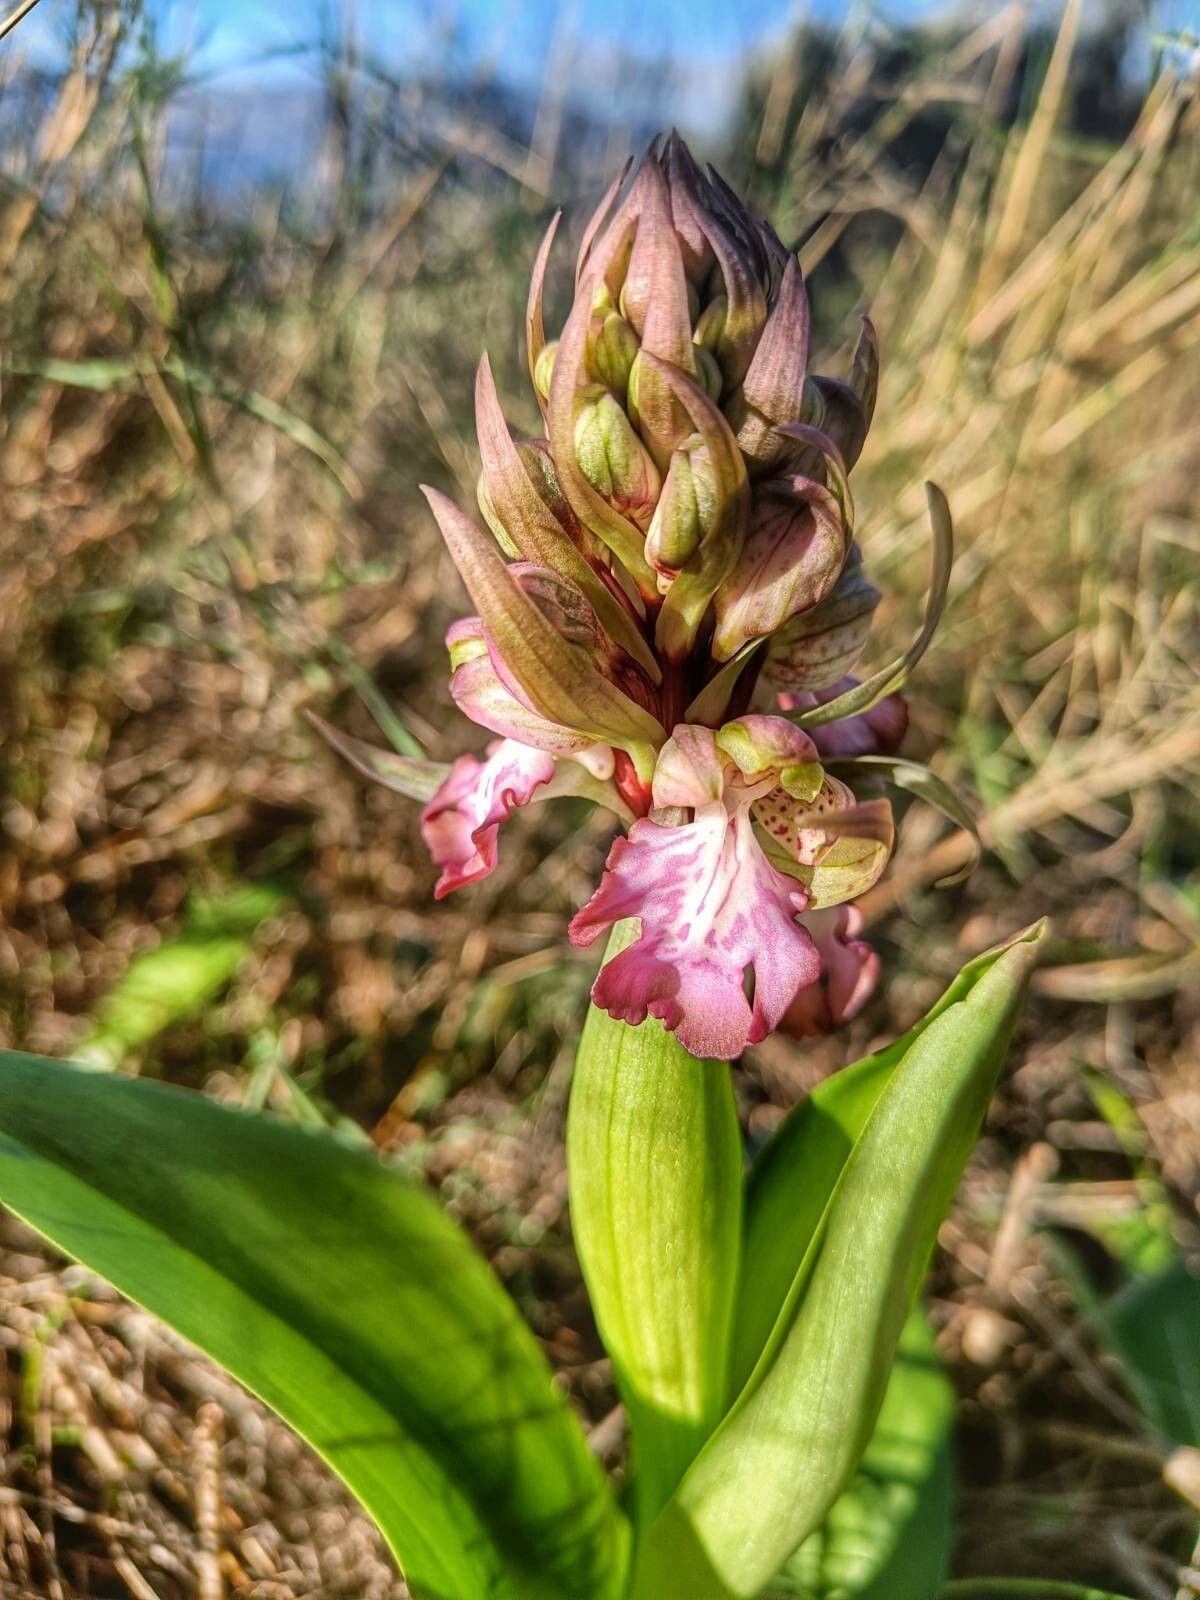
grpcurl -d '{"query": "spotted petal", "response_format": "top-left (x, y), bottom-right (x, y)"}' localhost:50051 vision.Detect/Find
top-left (754, 775), bottom-right (895, 908)
top-left (420, 739), bottom-right (556, 899)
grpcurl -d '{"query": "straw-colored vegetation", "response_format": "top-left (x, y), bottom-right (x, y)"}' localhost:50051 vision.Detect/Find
top-left (0, 4), bottom-right (1197, 1596)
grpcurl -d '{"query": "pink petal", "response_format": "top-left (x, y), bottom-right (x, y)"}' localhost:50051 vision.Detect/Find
top-left (451, 648), bottom-right (599, 759)
top-left (649, 725), bottom-right (726, 809)
top-left (420, 740), bottom-right (556, 899)
top-left (569, 805), bottom-right (819, 1060)
top-left (782, 904), bottom-right (879, 1038)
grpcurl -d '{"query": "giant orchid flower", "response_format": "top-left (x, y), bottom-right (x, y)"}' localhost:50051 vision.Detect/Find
top-left (314, 135), bottom-right (960, 1060)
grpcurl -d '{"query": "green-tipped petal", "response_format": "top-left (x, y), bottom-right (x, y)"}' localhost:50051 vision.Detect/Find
top-left (423, 486), bottom-right (664, 755)
top-left (474, 357), bottom-right (660, 683)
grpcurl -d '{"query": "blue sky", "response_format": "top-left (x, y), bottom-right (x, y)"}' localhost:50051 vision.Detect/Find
top-left (17, 0), bottom-right (1200, 140)
top-left (21, 0), bottom-right (954, 93)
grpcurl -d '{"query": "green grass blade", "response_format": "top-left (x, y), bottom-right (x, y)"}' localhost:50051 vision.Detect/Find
top-left (0, 1054), bottom-right (629, 1600)
top-left (76, 884), bottom-right (288, 1072)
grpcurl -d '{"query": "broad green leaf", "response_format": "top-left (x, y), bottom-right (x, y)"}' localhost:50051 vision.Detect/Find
top-left (733, 938), bottom-right (1028, 1393)
top-left (632, 923), bottom-right (1043, 1600)
top-left (1103, 1261), bottom-right (1200, 1447)
top-left (76, 884), bottom-right (288, 1071)
top-left (769, 1309), bottom-right (954, 1600)
top-left (0, 1054), bottom-right (628, 1600)
top-left (567, 925), bottom-right (743, 1530)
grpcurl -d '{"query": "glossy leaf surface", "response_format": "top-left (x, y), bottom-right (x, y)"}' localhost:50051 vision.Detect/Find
top-left (633, 923), bottom-right (1043, 1600)
top-left (0, 1053), bottom-right (628, 1600)
top-left (770, 1310), bottom-right (954, 1600)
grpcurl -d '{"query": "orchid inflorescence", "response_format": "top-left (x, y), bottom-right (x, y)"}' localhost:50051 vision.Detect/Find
top-left (317, 133), bottom-right (960, 1061)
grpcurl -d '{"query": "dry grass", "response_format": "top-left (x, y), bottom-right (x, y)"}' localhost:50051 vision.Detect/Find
top-left (0, 2), bottom-right (1198, 1597)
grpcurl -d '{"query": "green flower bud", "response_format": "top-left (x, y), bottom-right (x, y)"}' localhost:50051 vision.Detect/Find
top-left (693, 294), bottom-right (728, 356)
top-left (590, 310), bottom-right (641, 402)
top-left (534, 339), bottom-right (558, 402)
top-left (693, 344), bottom-right (724, 402)
top-left (645, 434), bottom-right (715, 580)
top-left (476, 470), bottom-right (522, 558)
top-left (574, 386), bottom-right (661, 530)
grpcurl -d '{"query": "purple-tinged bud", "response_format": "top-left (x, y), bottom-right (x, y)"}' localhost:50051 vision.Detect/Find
top-left (726, 256), bottom-right (812, 470)
top-left (763, 547), bottom-right (882, 690)
top-left (811, 318), bottom-right (879, 472)
top-left (711, 476), bottom-right (847, 661)
top-left (663, 133), bottom-right (717, 282)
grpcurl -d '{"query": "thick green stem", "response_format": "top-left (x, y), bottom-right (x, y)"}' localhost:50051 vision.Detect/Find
top-left (567, 923), bottom-right (742, 1535)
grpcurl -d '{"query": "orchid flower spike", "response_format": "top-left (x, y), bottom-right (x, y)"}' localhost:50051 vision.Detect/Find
top-left (316, 133), bottom-right (962, 1060)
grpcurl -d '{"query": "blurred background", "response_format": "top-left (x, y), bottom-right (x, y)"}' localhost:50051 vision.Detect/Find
top-left (1, 1), bottom-right (1199, 1596)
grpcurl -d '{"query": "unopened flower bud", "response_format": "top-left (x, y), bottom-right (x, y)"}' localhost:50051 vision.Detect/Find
top-left (712, 476), bottom-right (847, 661)
top-left (590, 309), bottom-right (640, 402)
top-left (574, 386), bottom-right (661, 529)
top-left (645, 434), bottom-right (713, 580)
top-left (693, 344), bottom-right (724, 402)
top-left (693, 294), bottom-right (728, 356)
top-left (533, 339), bottom-right (558, 402)
top-left (763, 549), bottom-right (882, 690)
